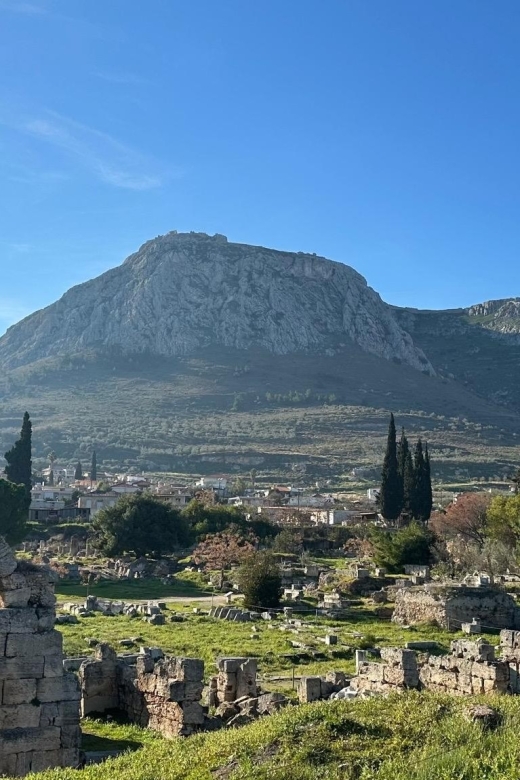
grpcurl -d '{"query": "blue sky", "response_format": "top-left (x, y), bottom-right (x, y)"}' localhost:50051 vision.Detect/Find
top-left (1, 0), bottom-right (520, 335)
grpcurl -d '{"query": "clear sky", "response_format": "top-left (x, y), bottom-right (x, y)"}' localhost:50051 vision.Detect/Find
top-left (1, 0), bottom-right (520, 336)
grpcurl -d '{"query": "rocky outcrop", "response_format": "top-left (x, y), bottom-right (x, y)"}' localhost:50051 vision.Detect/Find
top-left (0, 232), bottom-right (433, 374)
top-left (467, 298), bottom-right (520, 336)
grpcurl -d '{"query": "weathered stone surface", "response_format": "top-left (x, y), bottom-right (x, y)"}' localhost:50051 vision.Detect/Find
top-left (5, 629), bottom-right (63, 658)
top-left (392, 585), bottom-right (520, 631)
top-left (0, 550), bottom-right (81, 776)
top-left (2, 679), bottom-right (37, 705)
top-left (298, 676), bottom-right (322, 703)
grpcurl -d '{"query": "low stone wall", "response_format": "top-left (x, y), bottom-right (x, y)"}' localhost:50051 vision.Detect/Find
top-left (0, 537), bottom-right (81, 777)
top-left (79, 645), bottom-right (205, 737)
top-left (355, 641), bottom-right (510, 696)
top-left (392, 585), bottom-right (520, 630)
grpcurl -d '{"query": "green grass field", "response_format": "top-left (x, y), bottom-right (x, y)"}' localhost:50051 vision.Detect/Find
top-left (56, 602), bottom-right (481, 682)
top-left (56, 571), bottom-right (210, 602)
top-left (29, 692), bottom-right (520, 779)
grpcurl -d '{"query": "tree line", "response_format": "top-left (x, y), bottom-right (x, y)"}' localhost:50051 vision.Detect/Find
top-left (379, 413), bottom-right (433, 522)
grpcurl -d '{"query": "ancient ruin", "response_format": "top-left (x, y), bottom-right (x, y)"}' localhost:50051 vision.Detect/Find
top-left (355, 639), bottom-right (511, 696)
top-left (79, 644), bottom-right (205, 737)
top-left (392, 584), bottom-right (520, 630)
top-left (0, 536), bottom-right (81, 777)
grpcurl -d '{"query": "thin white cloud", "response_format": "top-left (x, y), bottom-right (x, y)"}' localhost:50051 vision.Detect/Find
top-left (0, 1), bottom-right (46, 14)
top-left (22, 111), bottom-right (162, 191)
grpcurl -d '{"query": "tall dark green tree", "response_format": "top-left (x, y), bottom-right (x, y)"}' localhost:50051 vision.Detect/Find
top-left (397, 428), bottom-right (409, 481)
top-left (90, 451), bottom-right (97, 482)
top-left (0, 479), bottom-right (28, 545)
top-left (380, 413), bottom-right (403, 520)
top-left (402, 450), bottom-right (415, 515)
top-left (424, 443), bottom-right (433, 520)
top-left (48, 469), bottom-right (54, 486)
top-left (74, 461), bottom-right (83, 480)
top-left (413, 439), bottom-right (432, 521)
top-left (4, 411), bottom-right (32, 501)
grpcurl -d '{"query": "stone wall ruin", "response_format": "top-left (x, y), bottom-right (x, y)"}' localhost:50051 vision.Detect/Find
top-left (355, 640), bottom-right (511, 696)
top-left (392, 584), bottom-right (520, 631)
top-left (0, 536), bottom-right (81, 777)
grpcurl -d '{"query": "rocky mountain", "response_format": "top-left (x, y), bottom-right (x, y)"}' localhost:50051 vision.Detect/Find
top-left (0, 232), bottom-right (519, 481)
top-left (0, 232), bottom-right (432, 373)
top-left (466, 298), bottom-right (520, 336)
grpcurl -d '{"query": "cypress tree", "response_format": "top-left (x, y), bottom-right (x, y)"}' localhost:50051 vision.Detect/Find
top-left (48, 469), bottom-right (54, 486)
top-left (424, 443), bottom-right (433, 521)
top-left (402, 450), bottom-right (415, 515)
top-left (75, 461), bottom-right (83, 480)
top-left (4, 411), bottom-right (32, 501)
top-left (397, 428), bottom-right (409, 481)
top-left (413, 439), bottom-right (431, 521)
top-left (380, 413), bottom-right (403, 520)
top-left (90, 451), bottom-right (97, 482)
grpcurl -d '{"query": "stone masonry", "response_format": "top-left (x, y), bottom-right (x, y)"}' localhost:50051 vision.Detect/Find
top-left (392, 584), bottom-right (520, 631)
top-left (0, 536), bottom-right (81, 777)
top-left (79, 644), bottom-right (205, 737)
top-left (355, 640), bottom-right (510, 696)
top-left (210, 657), bottom-right (258, 706)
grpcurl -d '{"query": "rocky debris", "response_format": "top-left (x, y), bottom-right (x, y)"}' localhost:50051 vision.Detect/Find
top-left (298, 671), bottom-right (350, 703)
top-left (0, 536), bottom-right (81, 777)
top-left (209, 606), bottom-right (254, 622)
top-left (465, 704), bottom-right (501, 730)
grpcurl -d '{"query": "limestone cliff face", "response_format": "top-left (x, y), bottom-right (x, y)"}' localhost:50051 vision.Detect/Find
top-left (467, 298), bottom-right (520, 336)
top-left (0, 231), bottom-right (433, 372)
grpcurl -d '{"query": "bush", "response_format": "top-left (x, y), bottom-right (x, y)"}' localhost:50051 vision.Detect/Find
top-left (370, 521), bottom-right (435, 573)
top-left (92, 494), bottom-right (190, 557)
top-left (237, 551), bottom-right (282, 610)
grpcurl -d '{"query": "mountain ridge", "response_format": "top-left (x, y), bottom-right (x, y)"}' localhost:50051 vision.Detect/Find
top-left (0, 231), bottom-right (433, 373)
top-left (0, 231), bottom-right (519, 480)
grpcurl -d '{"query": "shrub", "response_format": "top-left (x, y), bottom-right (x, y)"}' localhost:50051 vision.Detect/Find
top-left (237, 551), bottom-right (282, 610)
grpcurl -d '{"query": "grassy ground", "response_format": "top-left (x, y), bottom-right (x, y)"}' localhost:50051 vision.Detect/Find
top-left (57, 603), bottom-right (482, 681)
top-left (56, 571), bottom-right (210, 602)
top-left (32, 692), bottom-right (520, 779)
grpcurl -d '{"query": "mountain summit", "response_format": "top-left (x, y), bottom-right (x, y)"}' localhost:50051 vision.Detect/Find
top-left (0, 231), bottom-right (433, 373)
top-left (0, 231), bottom-right (519, 480)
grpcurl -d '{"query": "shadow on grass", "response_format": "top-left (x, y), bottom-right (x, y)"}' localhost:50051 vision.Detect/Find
top-left (81, 733), bottom-right (142, 753)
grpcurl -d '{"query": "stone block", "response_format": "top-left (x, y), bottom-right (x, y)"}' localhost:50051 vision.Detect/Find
top-left (380, 648), bottom-right (417, 670)
top-left (175, 657), bottom-right (204, 681)
top-left (298, 676), bottom-right (322, 703)
top-left (61, 725), bottom-right (82, 748)
top-left (44, 654), bottom-right (65, 678)
top-left (2, 677), bottom-right (37, 705)
top-left (181, 701), bottom-right (204, 725)
top-left (0, 753), bottom-right (17, 777)
top-left (37, 607), bottom-right (57, 632)
top-left (0, 656), bottom-right (45, 679)
top-left (0, 726), bottom-right (61, 755)
top-left (0, 703), bottom-right (41, 729)
top-left (37, 672), bottom-right (81, 703)
top-left (5, 629), bottom-right (63, 658)
top-left (0, 607), bottom-right (38, 634)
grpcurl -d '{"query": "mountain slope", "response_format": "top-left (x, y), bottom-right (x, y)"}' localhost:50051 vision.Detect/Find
top-left (0, 232), bottom-right (432, 373)
top-left (0, 232), bottom-right (519, 481)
